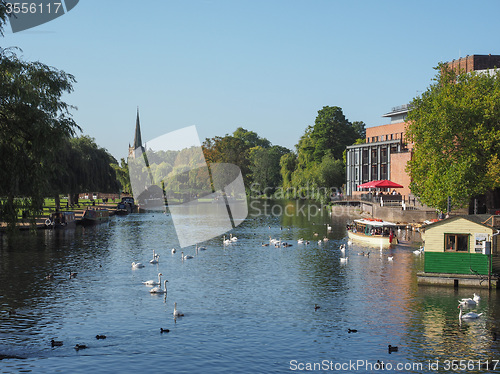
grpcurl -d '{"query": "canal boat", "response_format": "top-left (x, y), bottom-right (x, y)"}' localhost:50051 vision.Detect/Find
top-left (347, 218), bottom-right (398, 246)
top-left (81, 208), bottom-right (110, 225)
top-left (46, 211), bottom-right (76, 228)
top-left (115, 202), bottom-right (130, 216)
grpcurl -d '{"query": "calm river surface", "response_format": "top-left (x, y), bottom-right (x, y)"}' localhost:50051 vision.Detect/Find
top-left (1, 200), bottom-right (500, 373)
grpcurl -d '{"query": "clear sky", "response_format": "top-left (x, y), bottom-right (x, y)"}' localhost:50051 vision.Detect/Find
top-left (3, 0), bottom-right (499, 161)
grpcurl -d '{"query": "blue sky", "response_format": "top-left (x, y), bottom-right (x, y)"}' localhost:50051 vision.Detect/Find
top-left (3, 0), bottom-right (499, 160)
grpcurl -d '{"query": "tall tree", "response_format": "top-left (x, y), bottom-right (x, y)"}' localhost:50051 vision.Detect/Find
top-left (406, 64), bottom-right (500, 211)
top-left (0, 47), bottom-right (80, 227)
top-left (309, 106), bottom-right (360, 161)
top-left (248, 145), bottom-right (290, 194)
top-left (233, 127), bottom-right (271, 148)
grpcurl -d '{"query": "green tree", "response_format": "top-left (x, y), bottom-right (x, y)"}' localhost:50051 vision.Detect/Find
top-left (406, 64), bottom-right (500, 211)
top-left (233, 127), bottom-right (271, 148)
top-left (279, 152), bottom-right (297, 190)
top-left (248, 145), bottom-right (290, 194)
top-left (310, 106), bottom-right (360, 161)
top-left (0, 47), bottom-right (80, 227)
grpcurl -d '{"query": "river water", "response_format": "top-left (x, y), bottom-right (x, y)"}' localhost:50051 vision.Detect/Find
top-left (1, 200), bottom-right (499, 373)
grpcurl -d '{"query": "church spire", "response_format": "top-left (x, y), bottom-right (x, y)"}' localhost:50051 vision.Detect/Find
top-left (133, 106), bottom-right (143, 150)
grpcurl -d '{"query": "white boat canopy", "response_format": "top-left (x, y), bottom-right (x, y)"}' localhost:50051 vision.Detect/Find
top-left (353, 219), bottom-right (397, 227)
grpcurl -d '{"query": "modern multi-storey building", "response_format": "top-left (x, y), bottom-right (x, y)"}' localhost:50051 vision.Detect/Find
top-left (345, 104), bottom-right (412, 197)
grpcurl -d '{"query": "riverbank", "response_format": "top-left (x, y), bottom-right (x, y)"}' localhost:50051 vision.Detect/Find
top-left (0, 203), bottom-right (117, 232)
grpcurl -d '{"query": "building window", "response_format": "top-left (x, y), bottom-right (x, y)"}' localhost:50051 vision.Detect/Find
top-left (445, 234), bottom-right (469, 252)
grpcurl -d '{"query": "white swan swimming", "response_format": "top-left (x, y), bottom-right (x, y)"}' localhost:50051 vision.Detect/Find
top-left (150, 250), bottom-right (160, 264)
top-left (473, 293), bottom-right (481, 302)
top-left (143, 273), bottom-right (162, 286)
top-left (458, 305), bottom-right (483, 319)
top-left (181, 251), bottom-right (194, 260)
top-left (173, 302), bottom-right (184, 317)
top-left (459, 298), bottom-right (476, 306)
top-left (223, 235), bottom-right (231, 245)
top-left (132, 262), bottom-right (145, 269)
top-left (150, 280), bottom-right (168, 294)
top-left (230, 233), bottom-right (238, 242)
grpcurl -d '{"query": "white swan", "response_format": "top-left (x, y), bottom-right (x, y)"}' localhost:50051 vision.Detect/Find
top-left (198, 245), bottom-right (207, 251)
top-left (230, 233), bottom-right (238, 242)
top-left (173, 302), bottom-right (184, 317)
top-left (143, 272), bottom-right (162, 286)
top-left (458, 305), bottom-right (483, 319)
top-left (132, 262), bottom-right (145, 269)
top-left (150, 250), bottom-right (160, 264)
top-left (223, 235), bottom-right (231, 245)
top-left (150, 280), bottom-right (168, 294)
top-left (459, 298), bottom-right (476, 306)
top-left (473, 293), bottom-right (481, 302)
top-left (181, 251), bottom-right (194, 260)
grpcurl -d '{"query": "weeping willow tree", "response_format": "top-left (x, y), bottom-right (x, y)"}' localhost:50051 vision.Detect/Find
top-left (0, 47), bottom-right (80, 229)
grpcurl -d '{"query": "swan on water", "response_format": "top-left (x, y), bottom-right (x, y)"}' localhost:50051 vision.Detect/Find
top-left (132, 262), bottom-right (145, 269)
top-left (150, 250), bottom-right (160, 264)
top-left (223, 235), bottom-right (231, 245)
top-left (230, 233), bottom-right (238, 242)
top-left (473, 293), bottom-right (481, 302)
top-left (150, 279), bottom-right (168, 294)
top-left (459, 298), bottom-right (476, 307)
top-left (181, 251), bottom-right (194, 260)
top-left (173, 302), bottom-right (184, 317)
top-left (458, 304), bottom-right (483, 319)
top-left (143, 273), bottom-right (163, 286)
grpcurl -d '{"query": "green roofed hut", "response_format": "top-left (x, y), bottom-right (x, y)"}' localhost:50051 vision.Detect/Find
top-left (417, 215), bottom-right (500, 288)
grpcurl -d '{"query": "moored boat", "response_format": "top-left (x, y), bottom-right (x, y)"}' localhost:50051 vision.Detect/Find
top-left (115, 202), bottom-right (130, 216)
top-left (81, 208), bottom-right (110, 225)
top-left (347, 218), bottom-right (398, 246)
top-left (46, 211), bottom-right (76, 229)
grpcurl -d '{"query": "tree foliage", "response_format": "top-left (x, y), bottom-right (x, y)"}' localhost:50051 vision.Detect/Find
top-left (281, 106), bottom-right (362, 201)
top-left (406, 64), bottom-right (500, 211)
top-left (0, 47), bottom-right (80, 227)
top-left (248, 145), bottom-right (291, 194)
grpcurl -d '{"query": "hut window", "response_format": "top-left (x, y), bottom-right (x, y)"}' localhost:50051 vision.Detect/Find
top-left (445, 234), bottom-right (469, 252)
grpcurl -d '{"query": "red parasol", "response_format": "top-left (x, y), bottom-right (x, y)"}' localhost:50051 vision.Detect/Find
top-left (357, 180), bottom-right (403, 189)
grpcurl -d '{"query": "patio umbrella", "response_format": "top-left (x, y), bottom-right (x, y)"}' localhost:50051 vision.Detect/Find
top-left (357, 180), bottom-right (403, 189)
top-left (372, 180), bottom-right (403, 188)
top-left (357, 181), bottom-right (379, 188)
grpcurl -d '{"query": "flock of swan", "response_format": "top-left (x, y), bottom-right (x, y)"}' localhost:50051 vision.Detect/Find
top-left (132, 248), bottom-right (194, 317)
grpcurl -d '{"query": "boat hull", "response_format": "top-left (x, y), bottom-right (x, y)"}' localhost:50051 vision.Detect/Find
top-left (348, 231), bottom-right (397, 246)
top-left (81, 209), bottom-right (110, 225)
